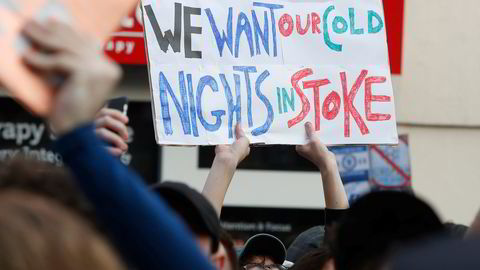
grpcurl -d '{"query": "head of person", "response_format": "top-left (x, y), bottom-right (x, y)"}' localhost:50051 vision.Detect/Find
top-left (239, 234), bottom-right (287, 270)
top-left (289, 247), bottom-right (334, 270)
top-left (211, 229), bottom-right (240, 270)
top-left (332, 191), bottom-right (445, 270)
top-left (152, 182), bottom-right (221, 258)
top-left (0, 190), bottom-right (124, 270)
top-left (0, 158), bottom-right (95, 224)
top-left (287, 226), bottom-right (325, 264)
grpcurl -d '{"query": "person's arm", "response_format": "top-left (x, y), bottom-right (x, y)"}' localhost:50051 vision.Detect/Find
top-left (56, 125), bottom-right (214, 270)
top-left (23, 20), bottom-right (213, 270)
top-left (296, 122), bottom-right (349, 210)
top-left (202, 124), bottom-right (250, 217)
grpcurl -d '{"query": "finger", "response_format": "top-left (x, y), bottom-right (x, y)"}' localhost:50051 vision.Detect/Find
top-left (234, 123), bottom-right (246, 139)
top-left (23, 20), bottom-right (68, 52)
top-left (106, 147), bottom-right (124, 157)
top-left (97, 108), bottom-right (129, 124)
top-left (95, 128), bottom-right (128, 151)
top-left (95, 116), bottom-right (129, 140)
top-left (305, 122), bottom-right (315, 138)
top-left (23, 50), bottom-right (76, 73)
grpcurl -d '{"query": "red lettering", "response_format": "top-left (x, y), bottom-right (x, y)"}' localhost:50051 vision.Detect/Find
top-left (341, 70), bottom-right (369, 137)
top-left (279, 14), bottom-right (294, 37)
top-left (312, 12), bottom-right (321, 34)
top-left (303, 79), bottom-right (331, 131)
top-left (296, 14), bottom-right (311, 35)
top-left (323, 91), bottom-right (341, 120)
top-left (288, 69), bottom-right (313, 128)
top-left (365, 76), bottom-right (391, 121)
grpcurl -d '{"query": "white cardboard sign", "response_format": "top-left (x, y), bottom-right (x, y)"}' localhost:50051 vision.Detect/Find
top-left (143, 0), bottom-right (398, 145)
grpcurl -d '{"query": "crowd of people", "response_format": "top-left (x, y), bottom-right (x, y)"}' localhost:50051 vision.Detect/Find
top-left (0, 20), bottom-right (479, 270)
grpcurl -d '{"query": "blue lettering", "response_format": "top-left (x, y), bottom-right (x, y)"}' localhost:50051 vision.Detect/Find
top-left (186, 73), bottom-right (199, 137)
top-left (253, 2), bottom-right (284, 57)
top-left (233, 66), bottom-right (256, 128)
top-left (235, 12), bottom-right (254, 58)
top-left (196, 76), bottom-right (226, 132)
top-left (159, 71), bottom-right (191, 136)
top-left (220, 74), bottom-right (242, 139)
top-left (205, 8), bottom-right (233, 57)
top-left (252, 70), bottom-right (273, 136)
top-left (252, 10), bottom-right (270, 55)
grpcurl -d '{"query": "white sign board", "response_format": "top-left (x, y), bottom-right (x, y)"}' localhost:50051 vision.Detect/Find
top-left (143, 0), bottom-right (398, 145)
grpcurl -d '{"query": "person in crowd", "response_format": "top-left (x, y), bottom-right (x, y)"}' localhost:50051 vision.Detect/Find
top-left (0, 190), bottom-right (125, 270)
top-left (286, 226), bottom-right (326, 264)
top-left (238, 233), bottom-right (288, 270)
top-left (390, 235), bottom-right (480, 270)
top-left (22, 19), bottom-right (214, 270)
top-left (331, 191), bottom-right (445, 270)
top-left (0, 158), bottom-right (96, 225)
top-left (151, 182), bottom-right (221, 254)
top-left (151, 181), bottom-right (241, 270)
top-left (216, 230), bottom-right (241, 270)
top-left (202, 121), bottom-right (349, 269)
top-left (289, 248), bottom-right (334, 270)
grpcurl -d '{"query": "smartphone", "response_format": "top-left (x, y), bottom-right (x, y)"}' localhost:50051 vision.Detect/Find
top-left (107, 96), bottom-right (129, 115)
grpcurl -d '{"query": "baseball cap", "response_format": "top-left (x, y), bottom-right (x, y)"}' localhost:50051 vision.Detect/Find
top-left (151, 181), bottom-right (221, 252)
top-left (239, 233), bottom-right (287, 265)
top-left (286, 226), bottom-right (325, 263)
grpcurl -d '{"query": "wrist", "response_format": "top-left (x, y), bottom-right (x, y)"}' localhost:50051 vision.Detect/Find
top-left (316, 153), bottom-right (338, 175)
top-left (213, 153), bottom-right (239, 170)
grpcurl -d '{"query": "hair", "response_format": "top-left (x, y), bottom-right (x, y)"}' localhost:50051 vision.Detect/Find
top-left (0, 158), bottom-right (95, 224)
top-left (0, 190), bottom-right (125, 270)
top-left (332, 191), bottom-right (445, 270)
top-left (289, 247), bottom-right (332, 270)
top-left (240, 255), bottom-right (269, 267)
top-left (220, 230), bottom-right (240, 270)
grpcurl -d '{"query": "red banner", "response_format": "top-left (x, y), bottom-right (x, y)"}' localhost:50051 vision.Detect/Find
top-left (107, 2), bottom-right (404, 75)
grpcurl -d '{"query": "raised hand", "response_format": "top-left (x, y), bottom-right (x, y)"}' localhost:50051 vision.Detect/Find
top-left (95, 108), bottom-right (129, 156)
top-left (22, 20), bottom-right (122, 135)
top-left (296, 122), bottom-right (337, 174)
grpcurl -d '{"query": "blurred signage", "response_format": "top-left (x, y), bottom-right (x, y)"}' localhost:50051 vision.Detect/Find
top-left (220, 206), bottom-right (324, 248)
top-left (369, 135), bottom-right (411, 189)
top-left (0, 98), bottom-right (159, 184)
top-left (105, 5), bottom-right (147, 65)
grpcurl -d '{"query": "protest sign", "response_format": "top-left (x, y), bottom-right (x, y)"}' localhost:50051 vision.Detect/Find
top-left (143, 0), bottom-right (398, 145)
top-left (0, 0), bottom-right (138, 115)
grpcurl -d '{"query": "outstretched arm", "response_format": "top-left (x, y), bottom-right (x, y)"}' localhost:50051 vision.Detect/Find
top-left (202, 124), bottom-right (250, 217)
top-left (296, 122), bottom-right (349, 209)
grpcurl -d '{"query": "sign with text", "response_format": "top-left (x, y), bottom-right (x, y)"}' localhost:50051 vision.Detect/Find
top-left (0, 0), bottom-right (138, 115)
top-left (144, 0), bottom-right (398, 145)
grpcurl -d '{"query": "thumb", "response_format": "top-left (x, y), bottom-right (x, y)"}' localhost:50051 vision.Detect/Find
top-left (235, 123), bottom-right (246, 139)
top-left (305, 122), bottom-right (315, 139)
